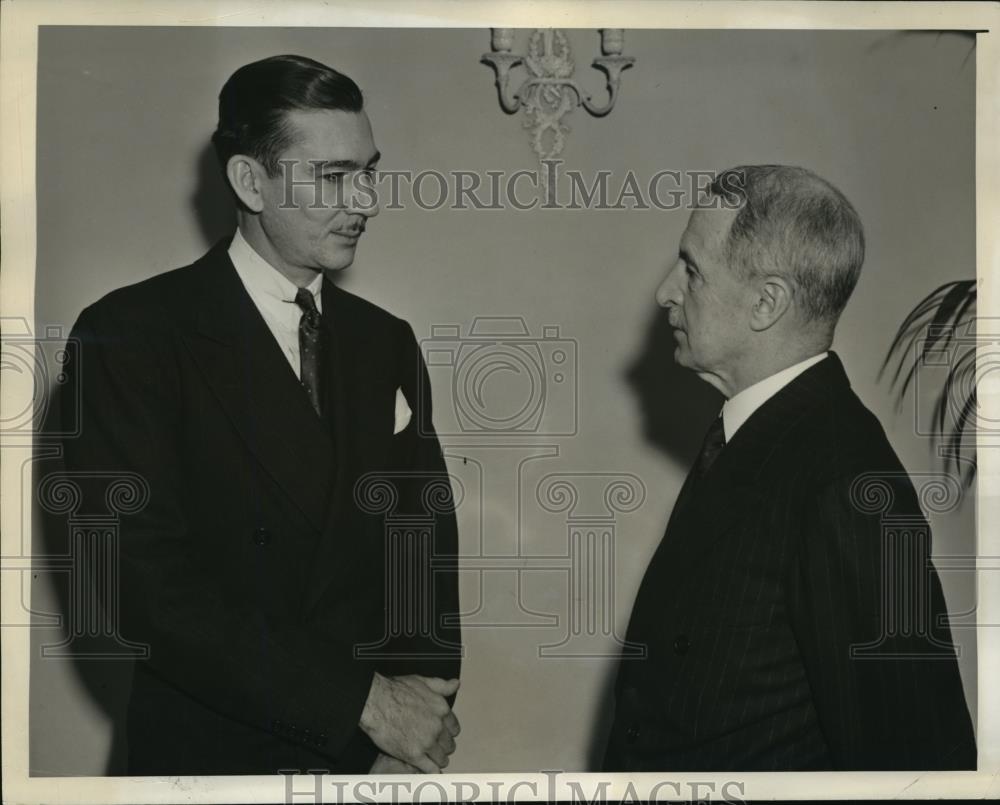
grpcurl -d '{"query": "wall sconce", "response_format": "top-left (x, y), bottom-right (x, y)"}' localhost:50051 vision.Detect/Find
top-left (482, 28), bottom-right (636, 162)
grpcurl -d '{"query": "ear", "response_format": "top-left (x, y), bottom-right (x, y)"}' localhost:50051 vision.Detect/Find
top-left (749, 274), bottom-right (794, 331)
top-left (225, 155), bottom-right (266, 213)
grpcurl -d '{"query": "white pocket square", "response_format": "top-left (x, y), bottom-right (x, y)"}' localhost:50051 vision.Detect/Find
top-left (393, 387), bottom-right (413, 434)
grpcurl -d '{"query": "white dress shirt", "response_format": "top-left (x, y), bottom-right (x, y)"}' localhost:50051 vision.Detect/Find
top-left (720, 352), bottom-right (829, 442)
top-left (228, 228), bottom-right (323, 380)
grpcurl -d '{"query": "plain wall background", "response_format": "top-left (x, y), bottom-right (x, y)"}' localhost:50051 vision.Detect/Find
top-left (30, 26), bottom-right (976, 774)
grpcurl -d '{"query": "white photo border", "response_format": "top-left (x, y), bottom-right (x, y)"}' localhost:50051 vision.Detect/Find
top-left (2, 1), bottom-right (998, 802)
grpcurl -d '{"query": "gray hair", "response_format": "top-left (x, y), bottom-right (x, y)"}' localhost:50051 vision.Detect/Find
top-left (709, 165), bottom-right (865, 324)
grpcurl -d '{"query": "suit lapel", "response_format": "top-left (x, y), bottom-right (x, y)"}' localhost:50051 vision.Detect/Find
top-left (658, 354), bottom-right (851, 584)
top-left (319, 281), bottom-right (352, 509)
top-left (181, 241), bottom-right (336, 533)
top-left (302, 281), bottom-right (395, 613)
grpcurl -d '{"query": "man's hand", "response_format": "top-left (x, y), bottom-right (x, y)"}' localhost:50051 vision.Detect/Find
top-left (369, 752), bottom-right (422, 774)
top-left (359, 673), bottom-right (461, 773)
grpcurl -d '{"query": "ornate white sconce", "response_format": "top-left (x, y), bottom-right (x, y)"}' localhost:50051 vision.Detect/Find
top-left (481, 28), bottom-right (636, 162)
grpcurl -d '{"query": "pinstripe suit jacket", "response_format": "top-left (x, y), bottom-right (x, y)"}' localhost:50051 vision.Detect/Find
top-left (603, 353), bottom-right (975, 771)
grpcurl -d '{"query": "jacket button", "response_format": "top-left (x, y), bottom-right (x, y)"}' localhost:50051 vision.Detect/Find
top-left (673, 634), bottom-right (691, 655)
top-left (625, 724), bottom-right (640, 744)
top-left (253, 527), bottom-right (270, 546)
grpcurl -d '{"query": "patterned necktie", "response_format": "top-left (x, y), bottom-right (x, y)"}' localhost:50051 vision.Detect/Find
top-left (294, 287), bottom-right (324, 417)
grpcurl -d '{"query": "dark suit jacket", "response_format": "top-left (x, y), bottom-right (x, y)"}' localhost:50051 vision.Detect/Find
top-left (61, 238), bottom-right (461, 775)
top-left (604, 353), bottom-right (975, 771)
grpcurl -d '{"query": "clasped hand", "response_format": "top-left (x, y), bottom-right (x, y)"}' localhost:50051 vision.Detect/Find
top-left (360, 673), bottom-right (460, 773)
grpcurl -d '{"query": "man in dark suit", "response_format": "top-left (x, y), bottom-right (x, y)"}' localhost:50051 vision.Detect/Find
top-left (604, 165), bottom-right (975, 771)
top-left (61, 55), bottom-right (461, 776)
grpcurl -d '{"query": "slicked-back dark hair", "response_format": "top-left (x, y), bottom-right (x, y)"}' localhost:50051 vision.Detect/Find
top-left (211, 54), bottom-right (364, 177)
top-left (708, 165), bottom-right (865, 324)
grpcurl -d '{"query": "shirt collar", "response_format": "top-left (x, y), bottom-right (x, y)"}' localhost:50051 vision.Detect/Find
top-left (228, 228), bottom-right (323, 311)
top-left (720, 352), bottom-right (829, 442)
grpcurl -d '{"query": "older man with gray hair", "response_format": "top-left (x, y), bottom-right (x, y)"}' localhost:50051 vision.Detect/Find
top-left (603, 165), bottom-right (976, 771)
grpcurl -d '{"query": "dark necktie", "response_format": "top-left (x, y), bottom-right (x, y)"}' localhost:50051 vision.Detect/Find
top-left (294, 287), bottom-right (324, 417)
top-left (671, 415), bottom-right (726, 519)
top-left (695, 415), bottom-right (726, 481)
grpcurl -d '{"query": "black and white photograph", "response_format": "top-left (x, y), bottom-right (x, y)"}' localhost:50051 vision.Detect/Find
top-left (1, 1), bottom-right (998, 802)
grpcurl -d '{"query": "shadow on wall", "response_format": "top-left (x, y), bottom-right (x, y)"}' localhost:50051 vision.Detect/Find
top-left (584, 304), bottom-right (721, 770)
top-left (625, 305), bottom-right (722, 468)
top-left (30, 148), bottom-right (239, 776)
top-left (192, 143), bottom-right (237, 249)
top-left (32, 380), bottom-right (133, 775)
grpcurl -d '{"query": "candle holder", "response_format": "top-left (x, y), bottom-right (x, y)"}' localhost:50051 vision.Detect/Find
top-left (481, 28), bottom-right (636, 162)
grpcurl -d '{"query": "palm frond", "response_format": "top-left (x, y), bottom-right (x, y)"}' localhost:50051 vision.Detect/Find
top-left (935, 343), bottom-right (975, 437)
top-left (880, 282), bottom-right (962, 404)
top-left (882, 279), bottom-right (978, 494)
top-left (947, 387), bottom-right (978, 489)
top-left (881, 281), bottom-right (977, 406)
